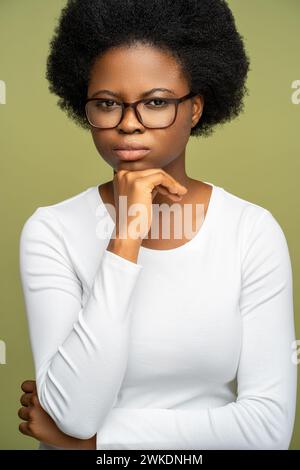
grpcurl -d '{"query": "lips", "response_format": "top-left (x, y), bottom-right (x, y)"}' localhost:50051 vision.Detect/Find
top-left (113, 148), bottom-right (151, 161)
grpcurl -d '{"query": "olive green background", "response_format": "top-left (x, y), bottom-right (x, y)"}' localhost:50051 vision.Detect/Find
top-left (0, 0), bottom-right (299, 449)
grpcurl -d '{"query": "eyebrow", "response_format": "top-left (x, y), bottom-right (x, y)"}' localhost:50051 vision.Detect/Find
top-left (89, 87), bottom-right (177, 99)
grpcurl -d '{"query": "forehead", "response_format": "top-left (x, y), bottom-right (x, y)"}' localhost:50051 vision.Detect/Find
top-left (88, 44), bottom-right (188, 96)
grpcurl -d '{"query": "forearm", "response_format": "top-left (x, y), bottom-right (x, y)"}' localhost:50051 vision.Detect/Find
top-left (20, 210), bottom-right (144, 438)
top-left (107, 237), bottom-right (141, 264)
top-left (33, 249), bottom-right (143, 438)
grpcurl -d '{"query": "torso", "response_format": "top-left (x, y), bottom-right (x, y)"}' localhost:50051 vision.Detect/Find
top-left (98, 179), bottom-right (213, 251)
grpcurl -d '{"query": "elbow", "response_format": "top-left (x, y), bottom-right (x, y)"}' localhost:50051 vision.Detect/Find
top-left (40, 399), bottom-right (98, 440)
top-left (255, 403), bottom-right (294, 450)
top-left (267, 405), bottom-right (295, 450)
top-left (41, 400), bottom-right (99, 440)
top-left (37, 382), bottom-right (99, 440)
top-left (56, 419), bottom-right (97, 440)
top-left (264, 420), bottom-right (294, 450)
top-left (259, 431), bottom-right (292, 450)
top-left (238, 397), bottom-right (295, 450)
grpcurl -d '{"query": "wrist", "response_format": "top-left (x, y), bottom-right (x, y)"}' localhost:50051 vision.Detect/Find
top-left (107, 237), bottom-right (141, 264)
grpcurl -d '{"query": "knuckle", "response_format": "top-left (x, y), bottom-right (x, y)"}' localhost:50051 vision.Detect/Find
top-left (31, 394), bottom-right (39, 407)
top-left (21, 381), bottom-right (27, 390)
top-left (24, 394), bottom-right (30, 406)
top-left (25, 397), bottom-right (31, 407)
top-left (124, 172), bottom-right (131, 182)
top-left (158, 169), bottom-right (165, 176)
top-left (19, 422), bottom-right (26, 434)
top-left (27, 421), bottom-right (34, 433)
top-left (117, 170), bottom-right (127, 179)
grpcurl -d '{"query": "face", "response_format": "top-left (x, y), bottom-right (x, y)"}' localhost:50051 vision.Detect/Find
top-left (86, 43), bottom-right (203, 173)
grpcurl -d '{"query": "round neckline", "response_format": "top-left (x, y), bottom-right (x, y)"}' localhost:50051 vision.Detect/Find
top-left (93, 180), bottom-right (218, 255)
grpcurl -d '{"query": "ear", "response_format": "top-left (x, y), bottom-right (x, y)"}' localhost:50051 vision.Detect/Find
top-left (191, 94), bottom-right (204, 128)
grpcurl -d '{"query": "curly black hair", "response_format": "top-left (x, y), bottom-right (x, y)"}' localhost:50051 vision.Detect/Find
top-left (46, 0), bottom-right (250, 138)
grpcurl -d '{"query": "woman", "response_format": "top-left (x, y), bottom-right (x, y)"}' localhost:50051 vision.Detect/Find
top-left (18, 0), bottom-right (297, 450)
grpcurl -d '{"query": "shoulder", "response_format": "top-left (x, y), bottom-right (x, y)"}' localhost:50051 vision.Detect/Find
top-left (19, 185), bottom-right (96, 242)
top-left (216, 185), bottom-right (291, 268)
top-left (217, 185), bottom-right (267, 222)
top-left (217, 184), bottom-right (286, 237)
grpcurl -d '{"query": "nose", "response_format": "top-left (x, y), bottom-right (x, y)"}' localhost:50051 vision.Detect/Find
top-left (117, 105), bottom-right (144, 132)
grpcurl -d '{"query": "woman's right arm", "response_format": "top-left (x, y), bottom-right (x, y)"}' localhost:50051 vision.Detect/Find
top-left (19, 206), bottom-right (143, 440)
top-left (19, 170), bottom-right (186, 440)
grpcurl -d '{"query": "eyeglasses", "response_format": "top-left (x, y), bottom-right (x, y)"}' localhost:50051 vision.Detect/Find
top-left (84, 91), bottom-right (198, 129)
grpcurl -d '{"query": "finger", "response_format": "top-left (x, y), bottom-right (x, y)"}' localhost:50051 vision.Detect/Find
top-left (136, 173), bottom-right (187, 198)
top-left (117, 168), bottom-right (159, 179)
top-left (155, 185), bottom-right (173, 196)
top-left (21, 380), bottom-right (37, 393)
top-left (18, 406), bottom-right (31, 421)
top-left (155, 185), bottom-right (182, 201)
top-left (156, 173), bottom-right (187, 195)
top-left (20, 392), bottom-right (33, 407)
top-left (152, 184), bottom-right (183, 202)
top-left (121, 168), bottom-right (187, 191)
top-left (30, 394), bottom-right (40, 407)
top-left (19, 421), bottom-right (34, 438)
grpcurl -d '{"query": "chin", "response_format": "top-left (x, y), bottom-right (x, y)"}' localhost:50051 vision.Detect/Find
top-left (117, 159), bottom-right (150, 168)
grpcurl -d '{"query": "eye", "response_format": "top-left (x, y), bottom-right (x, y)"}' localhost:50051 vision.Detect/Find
top-left (94, 99), bottom-right (120, 108)
top-left (145, 98), bottom-right (169, 107)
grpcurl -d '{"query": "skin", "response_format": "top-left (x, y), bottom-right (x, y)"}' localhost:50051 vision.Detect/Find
top-left (18, 42), bottom-right (213, 448)
top-left (18, 380), bottom-right (96, 449)
top-left (89, 43), bottom-right (212, 249)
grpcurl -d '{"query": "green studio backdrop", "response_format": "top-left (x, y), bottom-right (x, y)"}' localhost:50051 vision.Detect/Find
top-left (0, 0), bottom-right (299, 449)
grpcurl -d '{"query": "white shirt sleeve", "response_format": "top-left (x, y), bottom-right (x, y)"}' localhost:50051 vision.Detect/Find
top-left (19, 207), bottom-right (143, 439)
top-left (95, 209), bottom-right (297, 450)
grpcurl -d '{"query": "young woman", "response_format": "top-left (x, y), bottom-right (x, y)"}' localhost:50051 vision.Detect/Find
top-left (18, 0), bottom-right (297, 450)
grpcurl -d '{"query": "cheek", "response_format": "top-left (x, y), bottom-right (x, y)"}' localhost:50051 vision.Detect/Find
top-left (91, 129), bottom-right (111, 155)
top-left (163, 113), bottom-right (191, 151)
top-left (180, 106), bottom-right (194, 134)
top-left (90, 130), bottom-right (114, 165)
top-left (91, 129), bottom-right (102, 151)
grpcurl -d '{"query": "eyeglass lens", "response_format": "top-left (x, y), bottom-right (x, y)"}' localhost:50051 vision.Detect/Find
top-left (86, 99), bottom-right (176, 128)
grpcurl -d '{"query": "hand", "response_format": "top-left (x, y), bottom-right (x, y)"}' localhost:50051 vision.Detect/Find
top-left (111, 168), bottom-right (188, 242)
top-left (18, 379), bottom-right (96, 449)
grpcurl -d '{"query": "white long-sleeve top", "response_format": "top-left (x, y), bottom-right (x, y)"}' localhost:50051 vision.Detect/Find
top-left (19, 181), bottom-right (297, 450)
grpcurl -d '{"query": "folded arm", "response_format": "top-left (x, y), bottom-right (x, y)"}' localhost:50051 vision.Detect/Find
top-left (19, 207), bottom-right (143, 439)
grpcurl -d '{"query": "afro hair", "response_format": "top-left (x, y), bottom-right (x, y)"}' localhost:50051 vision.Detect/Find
top-left (46, 0), bottom-right (251, 138)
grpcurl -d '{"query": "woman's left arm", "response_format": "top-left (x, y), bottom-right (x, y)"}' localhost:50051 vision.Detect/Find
top-left (91, 209), bottom-right (297, 450)
top-left (18, 380), bottom-right (96, 449)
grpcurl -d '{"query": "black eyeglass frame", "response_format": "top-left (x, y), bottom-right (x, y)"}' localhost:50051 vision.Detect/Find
top-left (84, 91), bottom-right (198, 129)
